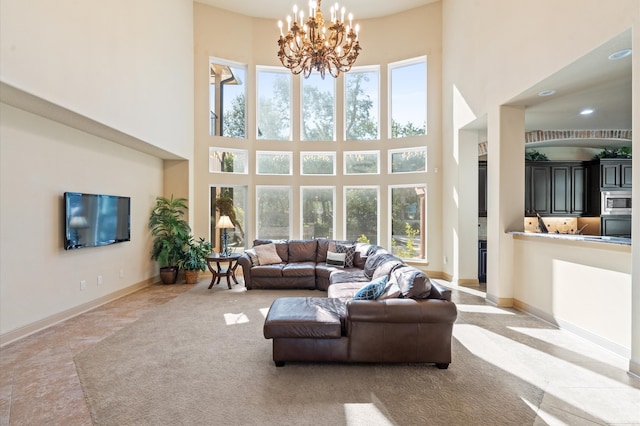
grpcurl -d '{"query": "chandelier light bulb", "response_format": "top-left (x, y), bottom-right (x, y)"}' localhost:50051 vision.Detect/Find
top-left (277, 0), bottom-right (362, 79)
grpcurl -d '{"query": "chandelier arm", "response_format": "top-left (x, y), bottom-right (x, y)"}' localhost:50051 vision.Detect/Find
top-left (277, 2), bottom-right (361, 78)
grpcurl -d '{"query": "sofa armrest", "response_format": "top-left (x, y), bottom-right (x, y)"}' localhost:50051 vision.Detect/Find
top-left (346, 298), bottom-right (457, 325)
top-left (237, 254), bottom-right (253, 289)
top-left (429, 280), bottom-right (452, 301)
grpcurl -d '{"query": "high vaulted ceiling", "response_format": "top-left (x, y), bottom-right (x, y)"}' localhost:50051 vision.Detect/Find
top-left (194, 0), bottom-right (439, 20)
top-left (197, 1), bottom-right (632, 148)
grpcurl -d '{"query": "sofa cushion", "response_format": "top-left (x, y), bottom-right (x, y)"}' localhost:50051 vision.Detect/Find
top-left (250, 264), bottom-right (285, 277)
top-left (372, 258), bottom-right (404, 281)
top-left (353, 276), bottom-right (388, 300)
top-left (328, 282), bottom-right (367, 299)
top-left (329, 269), bottom-right (368, 284)
top-left (336, 243), bottom-right (356, 267)
top-left (390, 266), bottom-right (432, 299)
top-left (326, 251), bottom-right (346, 268)
top-left (288, 240), bottom-right (318, 263)
top-left (353, 243), bottom-right (370, 268)
top-left (379, 281), bottom-right (402, 299)
top-left (253, 243), bottom-right (283, 265)
top-left (315, 238), bottom-right (331, 263)
top-left (364, 253), bottom-right (403, 279)
top-left (282, 262), bottom-right (316, 277)
top-left (245, 248), bottom-right (259, 266)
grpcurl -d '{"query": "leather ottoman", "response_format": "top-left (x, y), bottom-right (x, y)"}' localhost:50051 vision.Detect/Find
top-left (263, 297), bottom-right (348, 366)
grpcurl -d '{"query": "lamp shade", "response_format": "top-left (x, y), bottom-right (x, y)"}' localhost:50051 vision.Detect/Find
top-left (216, 215), bottom-right (234, 229)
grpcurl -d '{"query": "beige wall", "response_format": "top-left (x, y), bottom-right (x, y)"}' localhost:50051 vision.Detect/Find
top-left (442, 0), bottom-right (639, 361)
top-left (513, 236), bottom-right (632, 355)
top-left (193, 3), bottom-right (443, 269)
top-left (0, 0), bottom-right (194, 159)
top-left (0, 104), bottom-right (163, 337)
top-left (0, 0), bottom-right (194, 341)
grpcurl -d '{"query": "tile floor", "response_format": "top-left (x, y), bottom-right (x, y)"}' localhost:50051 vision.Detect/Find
top-left (0, 283), bottom-right (193, 426)
top-left (1, 280), bottom-right (639, 425)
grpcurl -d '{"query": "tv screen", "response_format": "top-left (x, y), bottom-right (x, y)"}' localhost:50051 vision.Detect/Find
top-left (64, 192), bottom-right (131, 250)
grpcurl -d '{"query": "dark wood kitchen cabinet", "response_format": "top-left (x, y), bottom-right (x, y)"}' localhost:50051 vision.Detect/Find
top-left (525, 163), bottom-right (551, 216)
top-left (478, 240), bottom-right (487, 283)
top-left (478, 161), bottom-right (487, 217)
top-left (601, 215), bottom-right (632, 237)
top-left (526, 161), bottom-right (599, 217)
top-left (600, 159), bottom-right (632, 190)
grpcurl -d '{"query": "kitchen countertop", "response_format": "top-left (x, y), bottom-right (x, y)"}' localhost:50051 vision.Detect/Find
top-left (509, 231), bottom-right (631, 246)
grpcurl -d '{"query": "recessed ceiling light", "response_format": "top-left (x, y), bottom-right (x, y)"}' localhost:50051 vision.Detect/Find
top-left (608, 48), bottom-right (632, 60)
top-left (580, 108), bottom-right (594, 115)
top-left (538, 89), bottom-right (556, 97)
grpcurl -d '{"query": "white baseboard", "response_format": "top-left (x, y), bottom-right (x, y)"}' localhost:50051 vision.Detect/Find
top-left (0, 278), bottom-right (156, 347)
top-left (513, 298), bottom-right (631, 359)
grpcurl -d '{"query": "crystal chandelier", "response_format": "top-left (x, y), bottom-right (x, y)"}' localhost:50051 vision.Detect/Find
top-left (278, 1), bottom-right (361, 79)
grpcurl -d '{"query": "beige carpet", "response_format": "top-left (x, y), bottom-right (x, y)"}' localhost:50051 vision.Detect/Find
top-left (74, 281), bottom-right (618, 425)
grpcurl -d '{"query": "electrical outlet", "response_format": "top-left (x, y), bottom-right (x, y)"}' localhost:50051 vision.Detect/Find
top-left (443, 256), bottom-right (448, 265)
top-left (80, 280), bottom-right (87, 291)
top-left (97, 275), bottom-right (103, 286)
top-left (119, 269), bottom-right (124, 279)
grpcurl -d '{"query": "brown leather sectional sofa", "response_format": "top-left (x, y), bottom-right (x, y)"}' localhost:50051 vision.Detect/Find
top-left (238, 238), bottom-right (377, 291)
top-left (238, 239), bottom-right (457, 368)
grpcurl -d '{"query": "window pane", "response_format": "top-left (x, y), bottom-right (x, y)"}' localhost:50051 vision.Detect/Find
top-left (256, 151), bottom-right (292, 175)
top-left (301, 187), bottom-right (335, 239)
top-left (210, 186), bottom-right (248, 253)
top-left (344, 151), bottom-right (379, 174)
top-left (345, 187), bottom-right (378, 244)
top-left (209, 148), bottom-right (248, 174)
top-left (390, 58), bottom-right (426, 138)
top-left (390, 148), bottom-right (427, 173)
top-left (391, 186), bottom-right (425, 259)
top-left (257, 70), bottom-right (291, 140)
top-left (301, 152), bottom-right (336, 175)
top-left (302, 74), bottom-right (335, 141)
top-left (345, 69), bottom-right (379, 140)
top-left (256, 186), bottom-right (291, 240)
top-left (210, 60), bottom-right (246, 138)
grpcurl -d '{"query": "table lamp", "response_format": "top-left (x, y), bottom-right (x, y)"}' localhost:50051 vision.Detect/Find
top-left (216, 215), bottom-right (234, 255)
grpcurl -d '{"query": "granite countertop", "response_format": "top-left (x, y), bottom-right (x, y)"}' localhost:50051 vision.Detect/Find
top-left (509, 231), bottom-right (631, 246)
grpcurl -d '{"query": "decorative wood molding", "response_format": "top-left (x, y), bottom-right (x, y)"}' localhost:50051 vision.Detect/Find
top-left (525, 129), bottom-right (631, 143)
top-left (478, 129), bottom-right (631, 155)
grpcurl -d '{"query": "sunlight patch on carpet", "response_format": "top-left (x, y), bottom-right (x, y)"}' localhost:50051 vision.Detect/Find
top-left (344, 403), bottom-right (394, 426)
top-left (224, 312), bottom-right (249, 325)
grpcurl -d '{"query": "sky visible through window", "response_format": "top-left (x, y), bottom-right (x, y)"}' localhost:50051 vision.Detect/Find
top-left (391, 60), bottom-right (426, 129)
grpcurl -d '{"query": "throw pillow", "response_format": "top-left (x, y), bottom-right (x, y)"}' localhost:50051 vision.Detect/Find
top-left (336, 243), bottom-right (356, 268)
top-left (353, 275), bottom-right (388, 300)
top-left (245, 249), bottom-right (260, 266)
top-left (253, 243), bottom-right (283, 265)
top-left (326, 251), bottom-right (346, 268)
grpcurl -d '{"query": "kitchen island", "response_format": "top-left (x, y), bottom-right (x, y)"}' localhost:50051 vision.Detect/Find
top-left (510, 231), bottom-right (631, 246)
top-left (507, 230), bottom-right (632, 358)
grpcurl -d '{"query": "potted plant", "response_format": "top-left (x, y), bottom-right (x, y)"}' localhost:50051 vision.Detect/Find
top-left (178, 237), bottom-right (212, 284)
top-left (148, 195), bottom-right (191, 284)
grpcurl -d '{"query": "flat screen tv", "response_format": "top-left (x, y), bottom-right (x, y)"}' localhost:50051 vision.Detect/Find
top-left (64, 192), bottom-right (131, 250)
